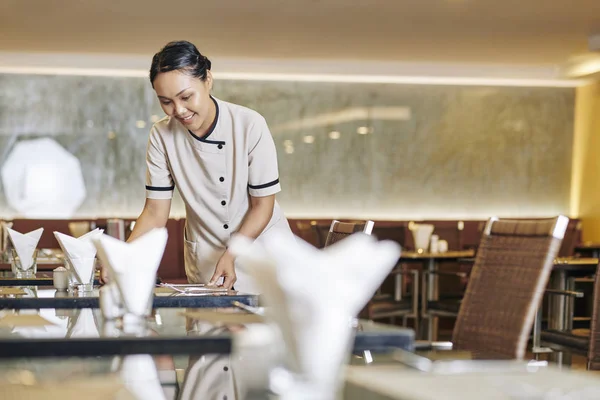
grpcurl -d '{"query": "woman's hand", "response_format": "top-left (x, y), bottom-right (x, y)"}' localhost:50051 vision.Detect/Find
top-left (209, 250), bottom-right (237, 289)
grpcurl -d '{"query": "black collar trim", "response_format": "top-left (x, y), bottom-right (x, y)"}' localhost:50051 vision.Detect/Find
top-left (187, 96), bottom-right (224, 145)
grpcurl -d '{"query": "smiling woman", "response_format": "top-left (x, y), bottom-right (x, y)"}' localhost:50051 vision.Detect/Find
top-left (150, 42), bottom-right (216, 137)
top-left (103, 41), bottom-right (294, 293)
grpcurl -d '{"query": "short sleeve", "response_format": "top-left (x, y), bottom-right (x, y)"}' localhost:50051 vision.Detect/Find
top-left (247, 116), bottom-right (282, 197)
top-left (145, 127), bottom-right (174, 199)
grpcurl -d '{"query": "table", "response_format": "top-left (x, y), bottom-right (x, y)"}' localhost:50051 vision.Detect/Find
top-left (548, 257), bottom-right (598, 332)
top-left (399, 250), bottom-right (475, 340)
top-left (575, 242), bottom-right (600, 258)
top-left (3, 348), bottom-right (599, 400)
top-left (0, 271), bottom-right (102, 287)
top-left (344, 363), bottom-right (600, 400)
top-left (0, 286), bottom-right (258, 309)
top-left (0, 307), bottom-right (414, 358)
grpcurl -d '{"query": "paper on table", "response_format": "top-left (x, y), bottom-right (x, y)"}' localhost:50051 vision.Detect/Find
top-left (94, 228), bottom-right (168, 316)
top-left (54, 229), bottom-right (103, 284)
top-left (180, 310), bottom-right (265, 325)
top-left (0, 287), bottom-right (27, 296)
top-left (229, 232), bottom-right (401, 398)
top-left (0, 313), bottom-right (56, 327)
top-left (7, 227), bottom-right (43, 270)
top-left (0, 377), bottom-right (134, 400)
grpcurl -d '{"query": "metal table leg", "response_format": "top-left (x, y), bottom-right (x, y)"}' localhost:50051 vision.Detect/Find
top-left (394, 272), bottom-right (403, 302)
top-left (548, 271), bottom-right (567, 330)
top-left (426, 258), bottom-right (438, 341)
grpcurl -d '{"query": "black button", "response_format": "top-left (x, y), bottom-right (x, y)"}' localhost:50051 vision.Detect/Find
top-left (218, 144), bottom-right (223, 149)
top-left (223, 366), bottom-right (229, 372)
top-left (219, 177), bottom-right (224, 182)
top-left (221, 200), bottom-right (226, 206)
top-left (223, 224), bottom-right (229, 229)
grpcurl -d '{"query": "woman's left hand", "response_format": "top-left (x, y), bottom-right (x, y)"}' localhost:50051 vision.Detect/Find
top-left (209, 250), bottom-right (237, 289)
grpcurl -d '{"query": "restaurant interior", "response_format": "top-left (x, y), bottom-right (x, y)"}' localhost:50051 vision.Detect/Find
top-left (2, 1), bottom-right (600, 399)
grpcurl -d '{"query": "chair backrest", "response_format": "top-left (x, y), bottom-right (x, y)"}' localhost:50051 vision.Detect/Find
top-left (452, 216), bottom-right (569, 359)
top-left (558, 220), bottom-right (582, 257)
top-left (587, 263), bottom-right (600, 370)
top-left (324, 220), bottom-right (375, 247)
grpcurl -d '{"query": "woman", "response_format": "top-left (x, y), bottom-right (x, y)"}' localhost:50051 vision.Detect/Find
top-left (106, 40), bottom-right (292, 292)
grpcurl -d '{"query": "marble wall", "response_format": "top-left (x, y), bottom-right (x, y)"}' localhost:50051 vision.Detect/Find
top-left (0, 73), bottom-right (575, 219)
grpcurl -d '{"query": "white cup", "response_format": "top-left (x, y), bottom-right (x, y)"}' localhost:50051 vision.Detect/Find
top-left (438, 240), bottom-right (448, 253)
top-left (430, 235), bottom-right (439, 253)
top-left (53, 267), bottom-right (69, 291)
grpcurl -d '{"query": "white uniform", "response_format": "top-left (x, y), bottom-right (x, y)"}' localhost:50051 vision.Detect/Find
top-left (145, 96), bottom-right (293, 293)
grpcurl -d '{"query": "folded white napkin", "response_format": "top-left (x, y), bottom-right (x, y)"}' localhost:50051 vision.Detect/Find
top-left (229, 233), bottom-right (401, 399)
top-left (66, 308), bottom-right (100, 338)
top-left (54, 228), bottom-right (104, 284)
top-left (94, 228), bottom-right (168, 316)
top-left (7, 227), bottom-right (44, 270)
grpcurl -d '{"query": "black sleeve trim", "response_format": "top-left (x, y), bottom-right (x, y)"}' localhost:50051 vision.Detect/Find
top-left (146, 185), bottom-right (175, 191)
top-left (248, 178), bottom-right (279, 190)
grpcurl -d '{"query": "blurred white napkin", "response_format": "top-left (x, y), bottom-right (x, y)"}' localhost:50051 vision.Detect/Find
top-left (93, 228), bottom-right (168, 316)
top-left (7, 227), bottom-right (43, 270)
top-left (54, 228), bottom-right (104, 284)
top-left (66, 308), bottom-right (100, 338)
top-left (229, 232), bottom-right (401, 399)
top-left (113, 355), bottom-right (166, 400)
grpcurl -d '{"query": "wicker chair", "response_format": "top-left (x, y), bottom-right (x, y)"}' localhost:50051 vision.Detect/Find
top-left (419, 216), bottom-right (569, 360)
top-left (323, 220), bottom-right (375, 246)
top-left (316, 220), bottom-right (418, 327)
top-left (587, 264), bottom-right (600, 370)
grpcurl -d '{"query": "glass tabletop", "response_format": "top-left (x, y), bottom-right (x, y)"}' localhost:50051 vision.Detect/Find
top-left (0, 285), bottom-right (258, 309)
top-left (0, 307), bottom-right (414, 358)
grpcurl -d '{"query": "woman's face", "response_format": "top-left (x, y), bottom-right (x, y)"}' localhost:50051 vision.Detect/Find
top-left (153, 70), bottom-right (214, 132)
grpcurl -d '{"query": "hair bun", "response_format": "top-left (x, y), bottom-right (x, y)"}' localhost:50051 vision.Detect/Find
top-left (203, 55), bottom-right (212, 70)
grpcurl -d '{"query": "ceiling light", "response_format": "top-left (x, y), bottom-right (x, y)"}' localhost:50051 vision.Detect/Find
top-left (357, 127), bottom-right (369, 135)
top-left (562, 54), bottom-right (600, 78)
top-left (107, 131), bottom-right (116, 140)
top-left (283, 140), bottom-right (293, 147)
top-left (328, 131), bottom-right (341, 140)
top-left (303, 135), bottom-right (315, 144)
top-left (136, 120), bottom-right (146, 129)
top-left (272, 107), bottom-right (410, 133)
top-left (285, 146), bottom-right (294, 154)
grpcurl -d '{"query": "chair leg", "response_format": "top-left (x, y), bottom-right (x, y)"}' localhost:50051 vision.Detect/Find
top-left (531, 305), bottom-right (553, 356)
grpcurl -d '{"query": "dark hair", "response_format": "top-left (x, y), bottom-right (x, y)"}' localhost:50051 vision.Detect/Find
top-left (149, 41), bottom-right (212, 85)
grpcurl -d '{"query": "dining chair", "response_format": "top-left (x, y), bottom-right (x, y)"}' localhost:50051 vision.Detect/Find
top-left (418, 216), bottom-right (569, 360)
